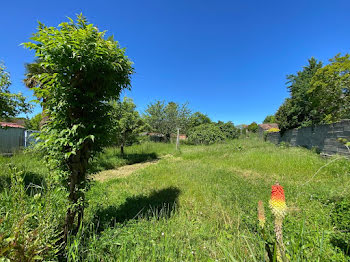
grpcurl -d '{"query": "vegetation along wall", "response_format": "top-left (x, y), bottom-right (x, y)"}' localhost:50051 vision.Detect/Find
top-left (266, 119), bottom-right (350, 156)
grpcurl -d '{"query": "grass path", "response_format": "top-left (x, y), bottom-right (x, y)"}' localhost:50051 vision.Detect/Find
top-left (94, 155), bottom-right (173, 182)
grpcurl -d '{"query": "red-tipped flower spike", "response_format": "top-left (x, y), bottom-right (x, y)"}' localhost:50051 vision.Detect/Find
top-left (258, 200), bottom-right (266, 229)
top-left (269, 183), bottom-right (287, 219)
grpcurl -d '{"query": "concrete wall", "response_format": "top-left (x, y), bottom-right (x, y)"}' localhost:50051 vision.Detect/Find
top-left (265, 119), bottom-right (350, 156)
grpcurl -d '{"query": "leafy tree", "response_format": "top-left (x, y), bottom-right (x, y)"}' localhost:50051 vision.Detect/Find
top-left (0, 62), bottom-right (32, 119)
top-left (188, 112), bottom-right (211, 130)
top-left (144, 100), bottom-right (191, 141)
top-left (23, 14), bottom-right (134, 241)
top-left (275, 58), bottom-right (323, 131)
top-left (247, 122), bottom-right (258, 133)
top-left (275, 98), bottom-right (296, 132)
top-left (216, 121), bottom-right (239, 139)
top-left (309, 54), bottom-right (350, 123)
top-left (188, 123), bottom-right (226, 145)
top-left (263, 115), bottom-right (276, 124)
top-left (110, 97), bottom-right (145, 154)
top-left (25, 113), bottom-right (43, 130)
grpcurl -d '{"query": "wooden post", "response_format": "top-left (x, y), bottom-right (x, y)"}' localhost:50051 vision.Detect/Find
top-left (176, 127), bottom-right (180, 151)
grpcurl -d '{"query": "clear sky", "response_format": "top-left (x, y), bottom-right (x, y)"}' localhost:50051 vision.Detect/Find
top-left (1, 0), bottom-right (350, 125)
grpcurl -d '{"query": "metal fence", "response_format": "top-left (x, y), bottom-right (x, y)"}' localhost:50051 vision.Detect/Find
top-left (0, 127), bottom-right (40, 154)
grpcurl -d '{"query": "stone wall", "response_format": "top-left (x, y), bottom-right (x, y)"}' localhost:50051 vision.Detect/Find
top-left (265, 119), bottom-right (350, 156)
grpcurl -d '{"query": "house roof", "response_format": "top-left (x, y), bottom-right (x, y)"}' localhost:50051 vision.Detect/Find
top-left (0, 122), bottom-right (25, 128)
top-left (258, 123), bottom-right (279, 130)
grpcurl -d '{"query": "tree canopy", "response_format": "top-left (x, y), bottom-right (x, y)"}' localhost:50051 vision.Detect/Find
top-left (0, 62), bottom-right (32, 119)
top-left (275, 58), bottom-right (323, 131)
top-left (188, 112), bottom-right (211, 129)
top-left (144, 100), bottom-right (191, 140)
top-left (275, 55), bottom-right (350, 132)
top-left (309, 54), bottom-right (350, 123)
top-left (263, 115), bottom-right (276, 124)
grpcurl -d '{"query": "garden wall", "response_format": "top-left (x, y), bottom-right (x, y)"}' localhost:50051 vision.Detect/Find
top-left (265, 119), bottom-right (350, 156)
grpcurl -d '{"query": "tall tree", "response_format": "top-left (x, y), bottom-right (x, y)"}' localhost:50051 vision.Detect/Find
top-left (24, 113), bottom-right (43, 130)
top-left (188, 112), bottom-right (211, 130)
top-left (0, 62), bottom-right (32, 119)
top-left (309, 54), bottom-right (350, 123)
top-left (110, 97), bottom-right (145, 154)
top-left (263, 115), bottom-right (276, 124)
top-left (247, 122), bottom-right (258, 133)
top-left (144, 100), bottom-right (191, 141)
top-left (24, 14), bottom-right (134, 241)
top-left (276, 58), bottom-right (323, 131)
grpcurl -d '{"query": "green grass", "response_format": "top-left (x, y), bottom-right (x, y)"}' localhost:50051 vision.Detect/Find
top-left (1, 138), bottom-right (350, 261)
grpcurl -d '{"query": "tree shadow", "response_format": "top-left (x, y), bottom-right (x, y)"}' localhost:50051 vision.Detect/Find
top-left (92, 187), bottom-right (180, 232)
top-left (22, 171), bottom-right (47, 196)
top-left (121, 152), bottom-right (158, 165)
top-left (325, 196), bottom-right (350, 257)
top-left (90, 152), bottom-right (159, 173)
top-left (0, 171), bottom-right (46, 195)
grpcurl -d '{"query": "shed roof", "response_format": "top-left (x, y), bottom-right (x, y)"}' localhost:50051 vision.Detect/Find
top-left (258, 123), bottom-right (279, 130)
top-left (0, 122), bottom-right (25, 128)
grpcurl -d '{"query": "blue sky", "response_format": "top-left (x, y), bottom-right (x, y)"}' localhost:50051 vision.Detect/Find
top-left (1, 0), bottom-right (350, 125)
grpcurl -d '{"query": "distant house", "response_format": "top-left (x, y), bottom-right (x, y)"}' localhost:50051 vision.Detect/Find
top-left (258, 123), bottom-right (279, 136)
top-left (170, 133), bottom-right (187, 140)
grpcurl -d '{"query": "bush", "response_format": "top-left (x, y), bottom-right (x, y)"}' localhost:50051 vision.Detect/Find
top-left (267, 127), bottom-right (280, 133)
top-left (216, 121), bottom-right (240, 139)
top-left (247, 122), bottom-right (258, 133)
top-left (188, 124), bottom-right (226, 145)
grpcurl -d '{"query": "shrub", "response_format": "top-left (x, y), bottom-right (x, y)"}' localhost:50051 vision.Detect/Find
top-left (247, 122), bottom-right (258, 133)
top-left (188, 124), bottom-right (226, 145)
top-left (267, 127), bottom-right (280, 133)
top-left (216, 121), bottom-right (240, 139)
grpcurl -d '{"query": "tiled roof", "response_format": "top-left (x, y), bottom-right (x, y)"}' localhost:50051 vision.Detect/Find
top-left (0, 122), bottom-right (25, 128)
top-left (258, 123), bottom-right (279, 130)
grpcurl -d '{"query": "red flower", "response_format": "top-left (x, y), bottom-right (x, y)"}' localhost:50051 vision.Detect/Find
top-left (269, 183), bottom-right (287, 219)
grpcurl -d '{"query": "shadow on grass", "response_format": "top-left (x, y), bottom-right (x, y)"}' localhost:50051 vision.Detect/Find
top-left (0, 170), bottom-right (46, 195)
top-left (90, 152), bottom-right (159, 173)
top-left (92, 187), bottom-right (180, 232)
top-left (121, 152), bottom-right (158, 165)
top-left (326, 196), bottom-right (350, 257)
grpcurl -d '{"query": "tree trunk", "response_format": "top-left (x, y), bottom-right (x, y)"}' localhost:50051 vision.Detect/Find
top-left (120, 144), bottom-right (124, 155)
top-left (63, 142), bottom-right (90, 243)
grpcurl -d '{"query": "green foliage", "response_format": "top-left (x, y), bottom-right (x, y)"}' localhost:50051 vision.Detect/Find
top-left (188, 123), bottom-right (226, 144)
top-left (23, 14), bottom-right (134, 240)
top-left (263, 115), bottom-right (276, 124)
top-left (0, 62), bottom-right (32, 119)
top-left (216, 121), bottom-right (240, 139)
top-left (275, 58), bottom-right (323, 132)
top-left (309, 53), bottom-right (350, 123)
top-left (25, 113), bottom-right (43, 130)
top-left (188, 112), bottom-right (211, 130)
top-left (109, 97), bottom-right (145, 153)
top-left (0, 165), bottom-right (64, 261)
top-left (144, 101), bottom-right (191, 140)
top-left (247, 122), bottom-right (258, 133)
top-left (327, 197), bottom-right (350, 256)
